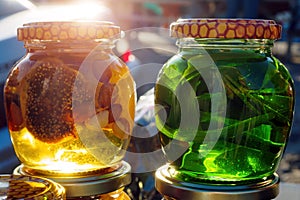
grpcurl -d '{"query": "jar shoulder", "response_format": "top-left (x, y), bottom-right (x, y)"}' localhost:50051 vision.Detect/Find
top-left (158, 51), bottom-right (294, 95)
top-left (6, 51), bottom-right (128, 82)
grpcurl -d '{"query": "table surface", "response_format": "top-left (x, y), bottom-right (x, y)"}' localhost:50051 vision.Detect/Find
top-left (275, 182), bottom-right (300, 199)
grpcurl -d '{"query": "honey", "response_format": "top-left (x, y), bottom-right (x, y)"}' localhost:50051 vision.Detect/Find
top-left (4, 21), bottom-right (136, 175)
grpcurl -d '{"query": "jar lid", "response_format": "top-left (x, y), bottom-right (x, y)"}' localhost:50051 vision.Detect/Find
top-left (170, 18), bottom-right (282, 39)
top-left (17, 21), bottom-right (121, 41)
top-left (14, 161), bottom-right (131, 198)
top-left (155, 165), bottom-right (279, 200)
top-left (0, 174), bottom-right (65, 199)
top-left (49, 162), bottom-right (131, 197)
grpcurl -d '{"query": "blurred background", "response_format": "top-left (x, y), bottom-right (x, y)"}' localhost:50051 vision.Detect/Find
top-left (0, 0), bottom-right (300, 199)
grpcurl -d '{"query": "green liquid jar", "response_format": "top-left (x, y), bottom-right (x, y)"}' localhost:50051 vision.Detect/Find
top-left (155, 19), bottom-right (295, 185)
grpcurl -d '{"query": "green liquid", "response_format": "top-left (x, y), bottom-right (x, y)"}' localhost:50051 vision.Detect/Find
top-left (155, 48), bottom-right (294, 184)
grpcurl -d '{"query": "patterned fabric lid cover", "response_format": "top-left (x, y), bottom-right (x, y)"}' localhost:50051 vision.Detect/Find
top-left (17, 21), bottom-right (121, 41)
top-left (170, 18), bottom-right (282, 39)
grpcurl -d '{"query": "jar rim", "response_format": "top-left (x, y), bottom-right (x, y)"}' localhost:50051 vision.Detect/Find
top-left (17, 21), bottom-right (121, 42)
top-left (170, 18), bottom-right (281, 40)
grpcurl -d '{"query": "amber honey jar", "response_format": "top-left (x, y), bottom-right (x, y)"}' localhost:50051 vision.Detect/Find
top-left (4, 21), bottom-right (136, 175)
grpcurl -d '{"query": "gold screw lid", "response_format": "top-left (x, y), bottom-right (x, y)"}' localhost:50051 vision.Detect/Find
top-left (17, 21), bottom-right (121, 41)
top-left (0, 174), bottom-right (65, 199)
top-left (170, 18), bottom-right (282, 39)
top-left (14, 161), bottom-right (131, 198)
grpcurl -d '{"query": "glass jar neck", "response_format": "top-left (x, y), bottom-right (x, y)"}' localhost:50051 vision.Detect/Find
top-left (24, 39), bottom-right (115, 53)
top-left (177, 38), bottom-right (274, 54)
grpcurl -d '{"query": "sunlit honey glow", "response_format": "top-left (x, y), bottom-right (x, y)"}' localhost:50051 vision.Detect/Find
top-left (55, 149), bottom-right (89, 161)
top-left (11, 128), bottom-right (108, 174)
top-left (39, 159), bottom-right (95, 174)
top-left (21, 129), bottom-right (35, 145)
top-left (9, 125), bottom-right (128, 175)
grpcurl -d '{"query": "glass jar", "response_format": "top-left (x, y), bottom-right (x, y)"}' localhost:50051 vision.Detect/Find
top-left (0, 174), bottom-right (65, 199)
top-left (155, 19), bottom-right (294, 184)
top-left (4, 21), bottom-right (136, 175)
